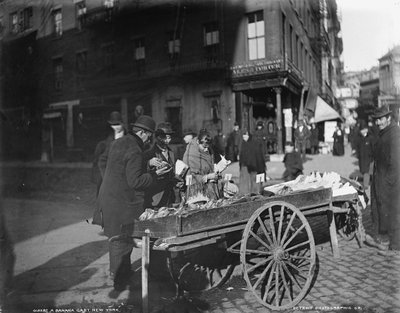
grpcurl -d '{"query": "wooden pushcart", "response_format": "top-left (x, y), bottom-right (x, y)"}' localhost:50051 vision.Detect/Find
top-left (130, 187), bottom-right (364, 312)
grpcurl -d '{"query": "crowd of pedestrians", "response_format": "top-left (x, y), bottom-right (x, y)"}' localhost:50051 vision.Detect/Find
top-left (88, 103), bottom-right (400, 292)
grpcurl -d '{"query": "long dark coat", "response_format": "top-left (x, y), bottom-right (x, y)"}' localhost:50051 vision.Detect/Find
top-left (226, 130), bottom-right (242, 162)
top-left (143, 144), bottom-right (176, 208)
top-left (97, 134), bottom-right (154, 238)
top-left (239, 138), bottom-right (266, 194)
top-left (332, 129), bottom-right (344, 156)
top-left (355, 133), bottom-right (374, 174)
top-left (371, 123), bottom-right (400, 249)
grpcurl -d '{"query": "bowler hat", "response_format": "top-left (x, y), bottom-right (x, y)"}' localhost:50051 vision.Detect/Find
top-left (372, 105), bottom-right (392, 119)
top-left (155, 122), bottom-right (174, 137)
top-left (108, 111), bottom-right (123, 125)
top-left (183, 128), bottom-right (196, 136)
top-left (358, 120), bottom-right (368, 130)
top-left (131, 115), bottom-right (156, 133)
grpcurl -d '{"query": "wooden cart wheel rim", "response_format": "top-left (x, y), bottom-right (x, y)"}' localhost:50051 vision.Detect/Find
top-left (240, 200), bottom-right (316, 310)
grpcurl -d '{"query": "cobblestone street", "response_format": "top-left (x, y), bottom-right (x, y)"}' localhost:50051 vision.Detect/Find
top-left (2, 146), bottom-right (400, 313)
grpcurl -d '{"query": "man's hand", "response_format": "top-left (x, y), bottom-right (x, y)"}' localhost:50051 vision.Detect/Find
top-left (202, 172), bottom-right (218, 183)
top-left (149, 157), bottom-right (163, 168)
top-left (155, 166), bottom-right (172, 176)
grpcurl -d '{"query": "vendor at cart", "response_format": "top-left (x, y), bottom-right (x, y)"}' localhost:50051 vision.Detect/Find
top-left (144, 122), bottom-right (178, 208)
top-left (183, 129), bottom-right (223, 200)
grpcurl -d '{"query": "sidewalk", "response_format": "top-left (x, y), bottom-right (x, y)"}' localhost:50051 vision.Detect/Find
top-left (5, 145), bottom-right (396, 313)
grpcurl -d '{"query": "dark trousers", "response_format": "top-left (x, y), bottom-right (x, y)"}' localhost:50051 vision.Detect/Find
top-left (109, 239), bottom-right (134, 282)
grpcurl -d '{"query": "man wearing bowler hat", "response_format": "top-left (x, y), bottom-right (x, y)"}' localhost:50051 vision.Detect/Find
top-left (144, 122), bottom-right (178, 208)
top-left (182, 128), bottom-right (196, 145)
top-left (97, 115), bottom-right (171, 290)
top-left (368, 105), bottom-right (400, 256)
top-left (91, 111), bottom-right (126, 227)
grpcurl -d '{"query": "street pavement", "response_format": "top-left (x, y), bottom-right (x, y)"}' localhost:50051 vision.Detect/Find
top-left (2, 144), bottom-right (400, 313)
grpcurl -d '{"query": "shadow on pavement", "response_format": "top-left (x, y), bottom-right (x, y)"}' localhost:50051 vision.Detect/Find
top-left (7, 240), bottom-right (108, 312)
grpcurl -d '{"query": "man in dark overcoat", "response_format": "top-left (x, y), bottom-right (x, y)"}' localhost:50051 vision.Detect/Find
top-left (370, 105), bottom-right (400, 256)
top-left (226, 122), bottom-right (242, 162)
top-left (144, 122), bottom-right (177, 208)
top-left (354, 120), bottom-right (375, 189)
top-left (97, 115), bottom-right (170, 290)
top-left (294, 119), bottom-right (311, 161)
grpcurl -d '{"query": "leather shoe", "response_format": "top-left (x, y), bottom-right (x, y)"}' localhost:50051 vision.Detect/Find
top-left (364, 234), bottom-right (389, 251)
top-left (378, 249), bottom-right (400, 257)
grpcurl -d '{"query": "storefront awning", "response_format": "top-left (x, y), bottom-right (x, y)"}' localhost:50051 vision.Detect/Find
top-left (313, 96), bottom-right (342, 123)
top-left (305, 89), bottom-right (342, 123)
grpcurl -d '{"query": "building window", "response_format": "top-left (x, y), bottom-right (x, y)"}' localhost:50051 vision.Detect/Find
top-left (102, 43), bottom-right (114, 76)
top-left (300, 42), bottom-right (304, 71)
top-left (76, 51), bottom-right (87, 88)
top-left (134, 37), bottom-right (145, 60)
top-left (0, 14), bottom-right (4, 36)
top-left (10, 12), bottom-right (18, 33)
top-left (19, 7), bottom-right (33, 31)
top-left (203, 22), bottom-right (220, 65)
top-left (247, 11), bottom-right (265, 60)
top-left (104, 0), bottom-right (117, 9)
top-left (168, 31), bottom-right (181, 55)
top-left (204, 22), bottom-right (219, 46)
top-left (75, 0), bottom-right (86, 30)
top-left (10, 7), bottom-right (33, 34)
top-left (53, 9), bottom-right (62, 37)
top-left (165, 104), bottom-right (182, 141)
top-left (53, 58), bottom-right (63, 91)
top-left (134, 38), bottom-right (145, 75)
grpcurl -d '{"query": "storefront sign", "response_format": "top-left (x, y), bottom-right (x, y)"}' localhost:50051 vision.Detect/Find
top-left (231, 59), bottom-right (282, 78)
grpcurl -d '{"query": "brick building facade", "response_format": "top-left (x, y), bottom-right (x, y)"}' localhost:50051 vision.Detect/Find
top-left (0, 0), bottom-right (342, 160)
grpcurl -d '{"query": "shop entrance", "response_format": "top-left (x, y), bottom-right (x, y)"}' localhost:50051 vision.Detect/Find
top-left (250, 102), bottom-right (278, 154)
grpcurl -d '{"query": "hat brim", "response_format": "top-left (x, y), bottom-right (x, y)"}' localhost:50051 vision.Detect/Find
top-left (372, 111), bottom-right (391, 119)
top-left (131, 122), bottom-right (155, 133)
top-left (108, 120), bottom-right (123, 125)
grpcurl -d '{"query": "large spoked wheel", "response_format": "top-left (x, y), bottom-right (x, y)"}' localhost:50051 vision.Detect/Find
top-left (240, 201), bottom-right (316, 310)
top-left (167, 243), bottom-right (237, 293)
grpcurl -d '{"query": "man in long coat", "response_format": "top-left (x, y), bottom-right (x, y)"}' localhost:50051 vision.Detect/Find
top-left (294, 120), bottom-right (311, 161)
top-left (97, 115), bottom-right (170, 290)
top-left (370, 105), bottom-right (400, 256)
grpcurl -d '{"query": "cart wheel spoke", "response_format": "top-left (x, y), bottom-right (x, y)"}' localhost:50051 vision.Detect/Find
top-left (261, 262), bottom-right (276, 301)
top-left (280, 211), bottom-right (296, 245)
top-left (282, 224), bottom-right (306, 249)
top-left (268, 207), bottom-right (278, 244)
top-left (257, 216), bottom-right (274, 246)
top-left (247, 255), bottom-right (274, 273)
top-left (241, 201), bottom-right (316, 310)
top-left (253, 260), bottom-right (274, 290)
top-left (275, 264), bottom-right (280, 306)
top-left (279, 264), bottom-right (293, 302)
top-left (277, 205), bottom-right (285, 244)
top-left (285, 239), bottom-right (311, 252)
top-left (284, 261), bottom-right (308, 281)
top-left (281, 261), bottom-right (302, 290)
top-left (249, 229), bottom-right (272, 251)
